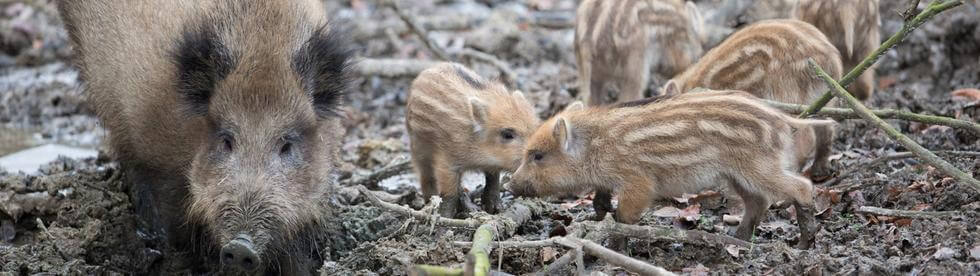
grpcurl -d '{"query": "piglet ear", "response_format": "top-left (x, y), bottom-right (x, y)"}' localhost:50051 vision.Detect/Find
top-left (553, 118), bottom-right (575, 153)
top-left (563, 101), bottom-right (584, 113)
top-left (468, 97), bottom-right (488, 133)
top-left (662, 80), bottom-right (681, 95)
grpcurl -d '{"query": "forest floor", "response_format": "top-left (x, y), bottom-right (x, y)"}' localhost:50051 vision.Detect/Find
top-left (1, 0), bottom-right (978, 275)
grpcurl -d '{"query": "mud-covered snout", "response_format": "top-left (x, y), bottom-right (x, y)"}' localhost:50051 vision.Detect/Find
top-left (221, 234), bottom-right (262, 272)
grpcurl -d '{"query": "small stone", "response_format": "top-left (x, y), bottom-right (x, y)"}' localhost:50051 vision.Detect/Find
top-left (969, 245), bottom-right (980, 260)
top-left (932, 247), bottom-right (957, 260)
top-left (723, 214), bottom-right (741, 225)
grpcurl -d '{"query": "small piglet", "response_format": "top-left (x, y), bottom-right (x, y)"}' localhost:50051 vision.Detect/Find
top-left (794, 0), bottom-right (881, 100)
top-left (407, 62), bottom-right (540, 217)
top-left (663, 19), bottom-right (841, 179)
top-left (507, 90), bottom-right (832, 249)
top-left (575, 0), bottom-right (704, 106)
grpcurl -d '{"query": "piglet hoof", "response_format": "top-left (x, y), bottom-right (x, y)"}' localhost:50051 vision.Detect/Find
top-left (480, 194), bottom-right (501, 214)
top-left (437, 198), bottom-right (461, 219)
top-left (808, 167), bottom-right (835, 183)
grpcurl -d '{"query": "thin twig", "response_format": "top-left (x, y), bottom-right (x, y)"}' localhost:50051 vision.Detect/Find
top-left (857, 206), bottom-right (961, 219)
top-left (453, 238), bottom-right (560, 249)
top-left (357, 185), bottom-right (480, 228)
top-left (389, 0), bottom-right (452, 61)
top-left (35, 218), bottom-right (69, 260)
top-left (342, 159), bottom-right (413, 189)
top-left (456, 48), bottom-right (525, 91)
top-left (539, 250), bottom-right (576, 275)
top-left (354, 58), bottom-right (441, 77)
top-left (798, 0), bottom-right (964, 118)
top-left (569, 218), bottom-right (753, 249)
top-left (808, 59), bottom-right (980, 193)
top-left (558, 236), bottom-right (678, 276)
top-left (763, 100), bottom-right (980, 137)
top-left (824, 151), bottom-right (980, 187)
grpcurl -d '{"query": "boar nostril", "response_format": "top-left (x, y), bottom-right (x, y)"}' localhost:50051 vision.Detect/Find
top-left (220, 235), bottom-right (261, 272)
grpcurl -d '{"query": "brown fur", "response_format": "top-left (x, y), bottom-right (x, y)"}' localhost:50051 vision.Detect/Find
top-left (406, 63), bottom-right (540, 217)
top-left (507, 90), bottom-right (829, 249)
top-left (575, 0), bottom-right (704, 106)
top-left (663, 19), bottom-right (840, 179)
top-left (793, 0), bottom-right (881, 101)
top-left (58, 0), bottom-right (352, 274)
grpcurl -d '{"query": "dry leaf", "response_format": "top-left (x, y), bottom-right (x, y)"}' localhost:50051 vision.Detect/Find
top-left (932, 247), bottom-right (957, 260)
top-left (723, 214), bottom-right (741, 225)
top-left (894, 218), bottom-right (913, 227)
top-left (539, 247), bottom-right (559, 263)
top-left (878, 75), bottom-right (898, 89)
top-left (951, 88), bottom-right (980, 101)
top-left (912, 203), bottom-right (931, 211)
top-left (652, 206), bottom-right (681, 218)
top-left (682, 264), bottom-right (710, 276)
top-left (677, 204), bottom-right (702, 222)
top-left (725, 245), bottom-right (741, 258)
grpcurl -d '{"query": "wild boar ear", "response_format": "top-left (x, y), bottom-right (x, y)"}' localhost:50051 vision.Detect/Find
top-left (563, 101), bottom-right (584, 113)
top-left (553, 118), bottom-right (576, 154)
top-left (685, 1), bottom-right (706, 43)
top-left (174, 24), bottom-right (235, 116)
top-left (293, 25), bottom-right (355, 118)
top-left (662, 80), bottom-right (680, 95)
top-left (512, 90), bottom-right (526, 102)
top-left (468, 97), bottom-right (489, 132)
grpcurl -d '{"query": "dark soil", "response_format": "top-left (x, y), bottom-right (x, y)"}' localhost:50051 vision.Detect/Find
top-left (1, 0), bottom-right (978, 275)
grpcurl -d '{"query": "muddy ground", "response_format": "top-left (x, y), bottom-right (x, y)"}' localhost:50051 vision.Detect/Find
top-left (1, 0), bottom-right (979, 275)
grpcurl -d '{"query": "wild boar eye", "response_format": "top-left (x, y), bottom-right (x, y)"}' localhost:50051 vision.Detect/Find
top-left (222, 136), bottom-right (234, 152)
top-left (500, 128), bottom-right (516, 141)
top-left (531, 151), bottom-right (544, 161)
top-left (280, 142), bottom-right (293, 156)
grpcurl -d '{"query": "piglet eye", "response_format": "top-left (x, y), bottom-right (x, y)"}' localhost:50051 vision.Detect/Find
top-left (501, 128), bottom-right (516, 141)
top-left (222, 137), bottom-right (234, 152)
top-left (280, 142), bottom-right (293, 156)
top-left (531, 152), bottom-right (544, 161)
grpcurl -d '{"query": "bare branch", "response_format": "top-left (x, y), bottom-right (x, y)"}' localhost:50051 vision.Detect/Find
top-left (857, 206), bottom-right (962, 219)
top-left (798, 0), bottom-right (964, 118)
top-left (342, 159), bottom-right (413, 189)
top-left (763, 100), bottom-right (980, 137)
top-left (825, 151), bottom-right (980, 188)
top-left (807, 59), bottom-right (980, 193)
top-left (558, 236), bottom-right (678, 276)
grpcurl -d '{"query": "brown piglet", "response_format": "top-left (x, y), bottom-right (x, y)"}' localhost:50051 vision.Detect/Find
top-left (507, 90), bottom-right (832, 249)
top-left (794, 0), bottom-right (881, 101)
top-left (407, 63), bottom-right (540, 217)
top-left (663, 19), bottom-right (841, 179)
top-left (575, 0), bottom-right (704, 106)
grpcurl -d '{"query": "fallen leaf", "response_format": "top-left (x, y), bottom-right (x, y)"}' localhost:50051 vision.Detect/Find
top-left (725, 244), bottom-right (741, 258)
top-left (677, 204), bottom-right (702, 222)
top-left (932, 247), bottom-right (957, 260)
top-left (970, 245), bottom-right (980, 260)
top-left (559, 197), bottom-right (592, 210)
top-left (913, 203), bottom-right (931, 211)
top-left (673, 190), bottom-right (720, 204)
top-left (652, 206), bottom-right (681, 218)
top-left (682, 264), bottom-right (710, 276)
top-left (878, 75), bottom-right (898, 89)
top-left (951, 88), bottom-right (980, 101)
top-left (894, 218), bottom-right (913, 227)
top-left (723, 214), bottom-right (741, 225)
top-left (539, 247), bottom-right (559, 263)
